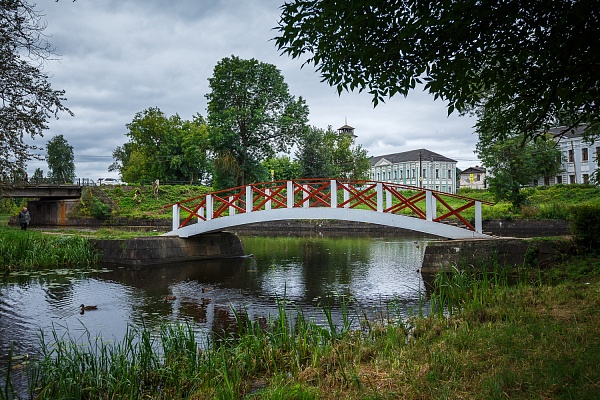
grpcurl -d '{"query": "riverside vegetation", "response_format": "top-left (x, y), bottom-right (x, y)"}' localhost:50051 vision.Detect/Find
top-left (1, 255), bottom-right (599, 399)
top-left (1, 185), bottom-right (599, 398)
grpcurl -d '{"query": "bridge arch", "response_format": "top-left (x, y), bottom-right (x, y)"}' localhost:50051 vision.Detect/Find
top-left (163, 179), bottom-right (493, 239)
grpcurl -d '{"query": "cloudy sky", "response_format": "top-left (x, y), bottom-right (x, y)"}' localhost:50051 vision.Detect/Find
top-left (28, 0), bottom-right (481, 180)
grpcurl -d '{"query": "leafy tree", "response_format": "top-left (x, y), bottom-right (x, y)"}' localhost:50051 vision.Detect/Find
top-left (275, 1), bottom-right (600, 142)
top-left (476, 132), bottom-right (562, 209)
top-left (32, 167), bottom-right (44, 183)
top-left (46, 135), bottom-right (75, 183)
top-left (262, 156), bottom-right (301, 181)
top-left (206, 56), bottom-right (309, 188)
top-left (296, 127), bottom-right (333, 178)
top-left (1, 0), bottom-right (71, 181)
top-left (296, 126), bottom-right (370, 179)
top-left (110, 108), bottom-right (210, 184)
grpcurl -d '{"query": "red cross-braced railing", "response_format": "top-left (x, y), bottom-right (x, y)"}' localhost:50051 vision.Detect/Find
top-left (164, 179), bottom-right (493, 234)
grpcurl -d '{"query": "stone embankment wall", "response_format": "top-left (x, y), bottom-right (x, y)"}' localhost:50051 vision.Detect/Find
top-left (482, 219), bottom-right (570, 238)
top-left (94, 232), bottom-right (244, 266)
top-left (421, 238), bottom-right (569, 274)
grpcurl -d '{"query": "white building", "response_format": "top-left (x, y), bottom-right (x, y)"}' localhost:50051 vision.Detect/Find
top-left (369, 149), bottom-right (457, 193)
top-left (533, 126), bottom-right (599, 186)
top-left (459, 166), bottom-right (487, 189)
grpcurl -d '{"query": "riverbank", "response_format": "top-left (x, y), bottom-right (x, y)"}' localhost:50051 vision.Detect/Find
top-left (4, 254), bottom-right (599, 399)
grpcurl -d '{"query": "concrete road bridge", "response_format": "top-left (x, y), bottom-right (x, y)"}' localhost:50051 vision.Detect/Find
top-left (163, 179), bottom-right (493, 239)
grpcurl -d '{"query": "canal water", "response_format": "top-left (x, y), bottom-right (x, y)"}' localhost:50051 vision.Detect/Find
top-left (0, 235), bottom-right (432, 386)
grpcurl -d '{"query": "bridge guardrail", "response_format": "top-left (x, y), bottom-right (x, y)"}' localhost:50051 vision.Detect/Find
top-left (164, 179), bottom-right (494, 235)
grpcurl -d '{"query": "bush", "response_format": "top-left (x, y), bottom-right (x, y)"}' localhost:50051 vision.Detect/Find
top-left (90, 198), bottom-right (111, 220)
top-left (569, 203), bottom-right (600, 252)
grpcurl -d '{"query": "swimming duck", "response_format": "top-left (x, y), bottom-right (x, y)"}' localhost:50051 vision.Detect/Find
top-left (80, 304), bottom-right (98, 311)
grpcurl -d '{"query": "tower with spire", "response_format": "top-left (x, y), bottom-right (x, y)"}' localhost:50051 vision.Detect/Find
top-left (337, 118), bottom-right (357, 139)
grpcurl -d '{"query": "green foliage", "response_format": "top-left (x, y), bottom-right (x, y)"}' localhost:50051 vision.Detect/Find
top-left (275, 1), bottom-right (600, 143)
top-left (206, 55), bottom-right (309, 188)
top-left (262, 155), bottom-right (301, 181)
top-left (295, 126), bottom-right (370, 179)
top-left (45, 135), bottom-right (75, 183)
top-left (110, 108), bottom-right (211, 184)
top-left (0, 228), bottom-right (98, 273)
top-left (32, 167), bottom-right (43, 182)
top-left (476, 133), bottom-right (562, 209)
top-left (89, 198), bottom-right (111, 220)
top-left (569, 203), bottom-right (600, 252)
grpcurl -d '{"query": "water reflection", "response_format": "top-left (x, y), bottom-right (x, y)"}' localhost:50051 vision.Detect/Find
top-left (1, 235), bottom-right (432, 381)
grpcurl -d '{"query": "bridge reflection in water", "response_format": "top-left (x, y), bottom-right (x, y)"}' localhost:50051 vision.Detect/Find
top-left (164, 179), bottom-right (493, 239)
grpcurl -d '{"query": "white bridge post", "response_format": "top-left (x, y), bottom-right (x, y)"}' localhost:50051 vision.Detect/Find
top-left (330, 180), bottom-right (337, 208)
top-left (265, 189), bottom-right (271, 210)
top-left (206, 194), bottom-right (213, 220)
top-left (426, 190), bottom-right (436, 221)
top-left (343, 184), bottom-right (350, 208)
top-left (246, 186), bottom-right (253, 213)
top-left (229, 196), bottom-right (235, 216)
top-left (376, 182), bottom-right (383, 212)
top-left (385, 186), bottom-right (392, 210)
top-left (475, 201), bottom-right (482, 233)
top-left (303, 185), bottom-right (309, 208)
top-left (172, 204), bottom-right (180, 231)
top-left (287, 181), bottom-right (294, 208)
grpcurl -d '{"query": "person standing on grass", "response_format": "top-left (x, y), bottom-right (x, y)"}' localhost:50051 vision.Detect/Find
top-left (17, 207), bottom-right (30, 230)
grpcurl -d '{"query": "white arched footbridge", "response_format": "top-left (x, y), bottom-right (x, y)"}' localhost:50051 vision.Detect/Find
top-left (163, 179), bottom-right (493, 239)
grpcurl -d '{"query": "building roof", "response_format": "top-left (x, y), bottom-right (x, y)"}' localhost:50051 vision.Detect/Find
top-left (460, 166), bottom-right (486, 175)
top-left (547, 125), bottom-right (586, 139)
top-left (369, 149), bottom-right (457, 166)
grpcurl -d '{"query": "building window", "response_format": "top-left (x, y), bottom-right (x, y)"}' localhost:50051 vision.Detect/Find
top-left (448, 169), bottom-right (452, 179)
top-left (412, 169), bottom-right (416, 179)
top-left (556, 175), bottom-right (562, 184)
top-left (583, 174), bottom-right (589, 184)
top-left (582, 148), bottom-right (589, 162)
top-left (435, 169), bottom-right (439, 179)
top-left (544, 177), bottom-right (550, 186)
top-left (422, 169), bottom-right (426, 179)
top-left (475, 174), bottom-right (481, 182)
top-left (569, 175), bottom-right (575, 184)
top-left (568, 149), bottom-right (574, 162)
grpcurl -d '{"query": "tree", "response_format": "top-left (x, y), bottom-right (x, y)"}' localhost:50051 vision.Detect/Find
top-left (296, 127), bottom-right (333, 178)
top-left (110, 108), bottom-right (211, 184)
top-left (275, 1), bottom-right (600, 142)
top-left (1, 1), bottom-right (71, 181)
top-left (262, 156), bottom-right (301, 181)
top-left (206, 56), bottom-right (309, 188)
top-left (46, 135), bottom-right (75, 183)
top-left (476, 132), bottom-right (562, 209)
top-left (32, 167), bottom-right (44, 183)
top-left (296, 126), bottom-right (370, 179)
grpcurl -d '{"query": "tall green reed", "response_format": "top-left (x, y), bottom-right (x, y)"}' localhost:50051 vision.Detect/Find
top-left (0, 228), bottom-right (98, 273)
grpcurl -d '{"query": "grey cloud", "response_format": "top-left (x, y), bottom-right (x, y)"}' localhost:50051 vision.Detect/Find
top-left (27, 0), bottom-right (480, 180)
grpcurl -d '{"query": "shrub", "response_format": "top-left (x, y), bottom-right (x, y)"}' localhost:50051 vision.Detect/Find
top-left (569, 203), bottom-right (600, 252)
top-left (90, 198), bottom-right (111, 220)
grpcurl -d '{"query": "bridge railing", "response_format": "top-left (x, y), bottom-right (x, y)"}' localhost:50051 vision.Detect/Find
top-left (164, 179), bottom-right (494, 233)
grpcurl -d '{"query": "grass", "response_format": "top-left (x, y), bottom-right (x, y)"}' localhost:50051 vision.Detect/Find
top-left (0, 226), bottom-right (98, 274)
top-left (2, 254), bottom-right (599, 399)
